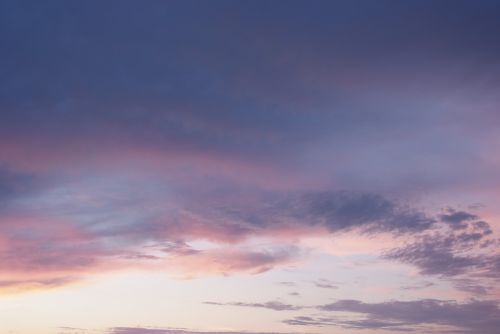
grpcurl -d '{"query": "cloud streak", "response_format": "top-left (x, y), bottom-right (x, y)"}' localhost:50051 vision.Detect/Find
top-left (204, 301), bottom-right (304, 311)
top-left (286, 299), bottom-right (500, 333)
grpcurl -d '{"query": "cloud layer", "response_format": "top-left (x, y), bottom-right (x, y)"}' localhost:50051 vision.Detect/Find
top-left (285, 299), bottom-right (500, 333)
top-left (1, 1), bottom-right (500, 333)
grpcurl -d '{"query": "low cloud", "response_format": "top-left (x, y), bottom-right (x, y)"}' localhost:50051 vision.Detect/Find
top-left (58, 328), bottom-right (299, 334)
top-left (313, 279), bottom-right (339, 289)
top-left (400, 281), bottom-right (435, 291)
top-left (0, 163), bottom-right (495, 294)
top-left (165, 246), bottom-right (302, 278)
top-left (385, 211), bottom-right (499, 278)
top-left (297, 191), bottom-right (435, 234)
top-left (108, 328), bottom-right (297, 334)
top-left (204, 297), bottom-right (500, 333)
top-left (285, 299), bottom-right (500, 333)
top-left (204, 300), bottom-right (304, 311)
top-left (0, 276), bottom-right (77, 293)
top-left (0, 184), bottom-right (444, 291)
top-left (439, 209), bottom-right (479, 230)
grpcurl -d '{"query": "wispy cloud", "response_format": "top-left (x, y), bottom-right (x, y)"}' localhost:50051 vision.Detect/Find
top-left (286, 299), bottom-right (500, 333)
top-left (204, 300), bottom-right (305, 311)
top-left (80, 327), bottom-right (300, 334)
top-left (313, 279), bottom-right (339, 289)
top-left (385, 211), bottom-right (499, 277)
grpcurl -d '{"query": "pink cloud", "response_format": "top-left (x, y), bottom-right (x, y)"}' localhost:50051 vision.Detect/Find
top-left (164, 245), bottom-right (302, 278)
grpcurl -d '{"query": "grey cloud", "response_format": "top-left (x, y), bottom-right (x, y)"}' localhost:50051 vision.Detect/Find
top-left (275, 281), bottom-right (296, 287)
top-left (3, 175), bottom-right (446, 283)
top-left (313, 279), bottom-right (339, 289)
top-left (384, 215), bottom-right (499, 278)
top-left (2, 1), bottom-right (500, 207)
top-left (1, 167), bottom-right (492, 287)
top-left (400, 281), bottom-right (435, 291)
top-left (283, 316), bottom-right (345, 327)
top-left (386, 238), bottom-right (479, 276)
top-left (284, 316), bottom-right (417, 332)
top-left (108, 328), bottom-right (297, 334)
top-left (0, 164), bottom-right (39, 206)
top-left (285, 299), bottom-right (500, 333)
top-left (203, 300), bottom-right (304, 311)
top-left (204, 297), bottom-right (500, 333)
top-left (450, 278), bottom-right (491, 296)
top-left (201, 190), bottom-right (438, 237)
top-left (295, 191), bottom-right (436, 233)
top-left (439, 209), bottom-right (479, 230)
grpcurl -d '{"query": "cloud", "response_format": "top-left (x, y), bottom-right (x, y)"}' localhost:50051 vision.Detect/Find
top-left (450, 278), bottom-right (491, 296)
top-left (204, 297), bottom-right (500, 333)
top-left (283, 316), bottom-right (413, 331)
top-left (0, 174), bottom-right (446, 293)
top-left (0, 5), bottom-right (499, 334)
top-left (0, 164), bottom-right (40, 206)
top-left (0, 171), bottom-right (494, 295)
top-left (106, 328), bottom-right (296, 334)
top-left (164, 245), bottom-right (301, 278)
top-left (400, 281), bottom-right (435, 291)
top-left (275, 281), bottom-right (296, 287)
top-left (313, 279), bottom-right (339, 289)
top-left (285, 299), bottom-right (500, 333)
top-left (288, 191), bottom-right (436, 234)
top-left (0, 276), bottom-right (77, 293)
top-left (2, 0), bottom-right (497, 294)
top-left (204, 300), bottom-right (304, 311)
top-left (384, 212), bottom-right (499, 278)
top-left (3, 172), bottom-right (491, 295)
top-left (59, 327), bottom-right (300, 334)
top-left (439, 209), bottom-right (479, 230)
top-left (2, 1), bottom-right (500, 200)
top-left (0, 215), bottom-right (110, 273)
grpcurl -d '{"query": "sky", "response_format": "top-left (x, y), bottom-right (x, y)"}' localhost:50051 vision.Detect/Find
top-left (1, 1), bottom-right (500, 333)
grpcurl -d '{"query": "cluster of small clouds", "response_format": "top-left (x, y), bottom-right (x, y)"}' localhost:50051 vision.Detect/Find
top-left (385, 209), bottom-right (500, 294)
top-left (203, 298), bottom-right (500, 333)
top-left (198, 207), bottom-right (500, 333)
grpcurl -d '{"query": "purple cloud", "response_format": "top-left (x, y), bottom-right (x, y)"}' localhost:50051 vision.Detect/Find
top-left (203, 301), bottom-right (305, 311)
top-left (285, 299), bottom-right (500, 333)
